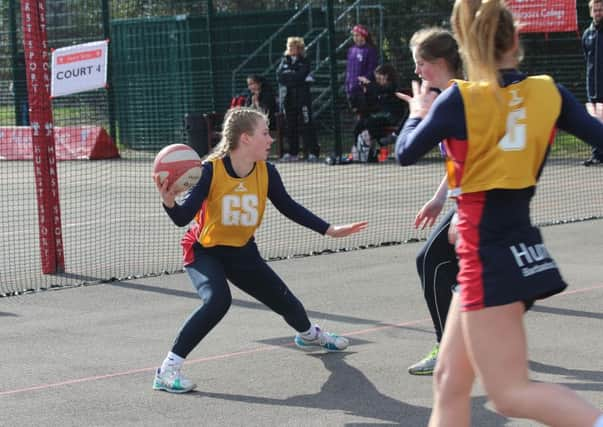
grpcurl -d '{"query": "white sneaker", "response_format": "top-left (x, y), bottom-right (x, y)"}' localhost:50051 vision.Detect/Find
top-left (307, 154), bottom-right (319, 162)
top-left (294, 325), bottom-right (349, 352)
top-left (152, 366), bottom-right (196, 393)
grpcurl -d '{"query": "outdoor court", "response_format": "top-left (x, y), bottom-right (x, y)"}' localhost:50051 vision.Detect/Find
top-left (1, 219), bottom-right (602, 426)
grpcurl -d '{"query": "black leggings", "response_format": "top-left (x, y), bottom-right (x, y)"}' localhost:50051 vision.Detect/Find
top-left (284, 101), bottom-right (319, 157)
top-left (415, 208), bottom-right (458, 343)
top-left (171, 241), bottom-right (311, 358)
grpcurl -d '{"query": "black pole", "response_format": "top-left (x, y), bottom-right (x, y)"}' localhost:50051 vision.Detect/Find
top-left (326, 0), bottom-right (342, 161)
top-left (101, 0), bottom-right (117, 142)
top-left (206, 0), bottom-right (217, 111)
top-left (8, 0), bottom-right (27, 125)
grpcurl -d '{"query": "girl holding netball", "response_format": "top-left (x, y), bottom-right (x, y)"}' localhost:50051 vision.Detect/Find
top-left (397, 0), bottom-right (603, 425)
top-left (152, 107), bottom-right (367, 393)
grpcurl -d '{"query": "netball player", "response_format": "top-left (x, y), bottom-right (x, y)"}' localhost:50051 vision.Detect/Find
top-left (153, 107), bottom-right (367, 393)
top-left (402, 27), bottom-right (463, 376)
top-left (396, 1), bottom-right (603, 425)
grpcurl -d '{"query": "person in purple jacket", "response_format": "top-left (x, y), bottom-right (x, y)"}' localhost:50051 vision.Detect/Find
top-left (345, 24), bottom-right (379, 113)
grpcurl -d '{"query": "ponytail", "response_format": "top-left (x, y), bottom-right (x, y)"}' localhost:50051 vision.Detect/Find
top-left (452, 0), bottom-right (516, 85)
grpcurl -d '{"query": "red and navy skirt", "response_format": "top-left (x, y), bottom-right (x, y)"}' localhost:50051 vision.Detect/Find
top-left (455, 189), bottom-right (567, 312)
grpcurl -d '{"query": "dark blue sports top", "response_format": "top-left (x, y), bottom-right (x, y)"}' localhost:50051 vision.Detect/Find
top-left (396, 70), bottom-right (603, 165)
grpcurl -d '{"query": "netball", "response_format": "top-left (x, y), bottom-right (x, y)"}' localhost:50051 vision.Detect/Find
top-left (152, 144), bottom-right (202, 194)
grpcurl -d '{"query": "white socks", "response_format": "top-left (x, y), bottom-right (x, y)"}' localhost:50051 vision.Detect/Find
top-left (161, 351), bottom-right (184, 373)
top-left (594, 414), bottom-right (603, 427)
top-left (300, 324), bottom-right (320, 340)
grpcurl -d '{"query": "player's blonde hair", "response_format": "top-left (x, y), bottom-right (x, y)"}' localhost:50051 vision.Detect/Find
top-left (204, 107), bottom-right (268, 162)
top-left (451, 0), bottom-right (516, 86)
top-left (285, 37), bottom-right (306, 56)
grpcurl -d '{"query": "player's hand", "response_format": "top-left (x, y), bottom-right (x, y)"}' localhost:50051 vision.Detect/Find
top-left (414, 198), bottom-right (445, 229)
top-left (326, 221), bottom-right (368, 238)
top-left (154, 175), bottom-right (178, 208)
top-left (396, 80), bottom-right (437, 119)
top-left (586, 102), bottom-right (603, 122)
top-left (448, 212), bottom-right (458, 245)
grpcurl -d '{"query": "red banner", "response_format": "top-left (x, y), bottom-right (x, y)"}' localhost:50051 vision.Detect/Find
top-left (21, 0), bottom-right (65, 273)
top-left (0, 126), bottom-right (119, 160)
top-left (508, 0), bottom-right (577, 33)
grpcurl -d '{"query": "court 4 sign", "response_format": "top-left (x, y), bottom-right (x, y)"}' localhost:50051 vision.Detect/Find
top-left (51, 40), bottom-right (108, 97)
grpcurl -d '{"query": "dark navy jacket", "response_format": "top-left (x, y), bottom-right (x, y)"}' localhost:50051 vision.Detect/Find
top-left (583, 21), bottom-right (603, 101)
top-left (276, 55), bottom-right (313, 109)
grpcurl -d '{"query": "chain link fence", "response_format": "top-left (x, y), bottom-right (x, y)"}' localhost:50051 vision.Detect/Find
top-left (0, 0), bottom-right (599, 295)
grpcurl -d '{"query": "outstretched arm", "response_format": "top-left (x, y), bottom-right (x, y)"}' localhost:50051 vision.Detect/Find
top-left (395, 81), bottom-right (465, 166)
top-left (325, 221), bottom-right (369, 237)
top-left (557, 84), bottom-right (603, 151)
top-left (267, 164), bottom-right (368, 237)
top-left (415, 175), bottom-right (448, 229)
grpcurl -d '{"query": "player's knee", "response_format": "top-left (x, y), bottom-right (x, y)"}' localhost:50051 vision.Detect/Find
top-left (433, 361), bottom-right (472, 401)
top-left (198, 284), bottom-right (232, 314)
top-left (487, 389), bottom-right (524, 418)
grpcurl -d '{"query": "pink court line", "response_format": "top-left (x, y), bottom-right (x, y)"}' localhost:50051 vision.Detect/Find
top-left (0, 317), bottom-right (428, 397)
top-left (1, 284), bottom-right (602, 397)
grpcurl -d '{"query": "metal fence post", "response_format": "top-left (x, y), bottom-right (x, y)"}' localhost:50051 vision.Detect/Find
top-left (102, 0), bottom-right (117, 141)
top-left (8, 0), bottom-right (28, 126)
top-left (206, 0), bottom-right (216, 111)
top-left (326, 0), bottom-right (342, 160)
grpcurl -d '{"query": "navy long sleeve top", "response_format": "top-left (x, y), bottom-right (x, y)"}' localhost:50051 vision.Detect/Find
top-left (163, 156), bottom-right (330, 235)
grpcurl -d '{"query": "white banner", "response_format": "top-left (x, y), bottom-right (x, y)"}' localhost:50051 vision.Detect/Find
top-left (51, 40), bottom-right (108, 97)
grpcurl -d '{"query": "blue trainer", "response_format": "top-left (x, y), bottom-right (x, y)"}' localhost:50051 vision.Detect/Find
top-left (152, 366), bottom-right (196, 393)
top-left (294, 326), bottom-right (349, 352)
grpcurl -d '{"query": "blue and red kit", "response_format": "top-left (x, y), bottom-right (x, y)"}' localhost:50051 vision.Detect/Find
top-left (162, 157), bottom-right (330, 357)
top-left (396, 70), bottom-right (603, 311)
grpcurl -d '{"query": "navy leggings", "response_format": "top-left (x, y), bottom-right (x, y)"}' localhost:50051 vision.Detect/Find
top-left (415, 208), bottom-right (458, 343)
top-left (171, 241), bottom-right (312, 358)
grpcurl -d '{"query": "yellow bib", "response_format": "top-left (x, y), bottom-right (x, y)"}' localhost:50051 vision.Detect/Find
top-left (451, 75), bottom-right (561, 194)
top-left (196, 159), bottom-right (268, 247)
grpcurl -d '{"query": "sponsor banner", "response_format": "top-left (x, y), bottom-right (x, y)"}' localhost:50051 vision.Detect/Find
top-left (0, 126), bottom-right (118, 160)
top-left (508, 0), bottom-right (578, 33)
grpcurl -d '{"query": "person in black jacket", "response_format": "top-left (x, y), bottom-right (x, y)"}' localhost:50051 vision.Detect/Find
top-left (245, 75), bottom-right (277, 130)
top-left (276, 37), bottom-right (320, 162)
top-left (352, 64), bottom-right (407, 162)
top-left (582, 0), bottom-right (603, 165)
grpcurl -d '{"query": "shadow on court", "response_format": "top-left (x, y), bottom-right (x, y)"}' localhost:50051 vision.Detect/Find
top-left (0, 220), bottom-right (601, 426)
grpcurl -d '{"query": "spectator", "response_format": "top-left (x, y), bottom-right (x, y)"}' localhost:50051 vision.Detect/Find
top-left (351, 64), bottom-right (407, 162)
top-left (582, 0), bottom-right (603, 165)
top-left (244, 74), bottom-right (277, 130)
top-left (345, 25), bottom-right (379, 113)
top-left (276, 37), bottom-right (320, 162)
